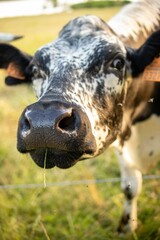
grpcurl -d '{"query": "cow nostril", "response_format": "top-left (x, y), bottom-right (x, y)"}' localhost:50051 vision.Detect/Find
top-left (24, 118), bottom-right (30, 130)
top-left (58, 111), bottom-right (77, 132)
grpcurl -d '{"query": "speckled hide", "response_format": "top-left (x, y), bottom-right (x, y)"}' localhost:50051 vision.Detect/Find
top-left (1, 0), bottom-right (160, 234)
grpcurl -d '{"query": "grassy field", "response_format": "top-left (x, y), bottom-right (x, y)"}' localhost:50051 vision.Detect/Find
top-left (0, 7), bottom-right (160, 240)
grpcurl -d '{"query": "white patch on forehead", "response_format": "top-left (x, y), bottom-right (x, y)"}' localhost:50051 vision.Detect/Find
top-left (33, 78), bottom-right (44, 98)
top-left (105, 73), bottom-right (123, 94)
top-left (33, 77), bottom-right (51, 99)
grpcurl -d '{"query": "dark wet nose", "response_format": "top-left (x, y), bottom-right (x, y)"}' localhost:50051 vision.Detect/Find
top-left (22, 103), bottom-right (79, 136)
top-left (17, 100), bottom-right (93, 153)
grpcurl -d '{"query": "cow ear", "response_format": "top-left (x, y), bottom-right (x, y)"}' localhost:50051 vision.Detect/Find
top-left (126, 29), bottom-right (160, 77)
top-left (0, 43), bottom-right (33, 85)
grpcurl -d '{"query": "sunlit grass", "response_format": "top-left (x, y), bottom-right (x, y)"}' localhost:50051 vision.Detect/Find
top-left (0, 8), bottom-right (160, 240)
top-left (0, 8), bottom-right (120, 54)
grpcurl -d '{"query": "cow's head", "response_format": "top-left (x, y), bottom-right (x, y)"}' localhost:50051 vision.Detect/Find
top-left (1, 16), bottom-right (160, 169)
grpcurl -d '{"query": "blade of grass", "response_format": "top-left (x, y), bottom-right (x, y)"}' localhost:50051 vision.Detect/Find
top-left (43, 149), bottom-right (48, 188)
top-left (40, 221), bottom-right (51, 240)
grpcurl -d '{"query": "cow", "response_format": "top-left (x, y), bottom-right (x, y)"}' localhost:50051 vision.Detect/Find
top-left (0, 0), bottom-right (160, 233)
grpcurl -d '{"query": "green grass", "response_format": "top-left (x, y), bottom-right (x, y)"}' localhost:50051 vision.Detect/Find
top-left (0, 8), bottom-right (160, 240)
top-left (71, 1), bottom-right (129, 9)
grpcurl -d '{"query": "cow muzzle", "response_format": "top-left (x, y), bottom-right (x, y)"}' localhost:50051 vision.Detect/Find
top-left (17, 100), bottom-right (96, 169)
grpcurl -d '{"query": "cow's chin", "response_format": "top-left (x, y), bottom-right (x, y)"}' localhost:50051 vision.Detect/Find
top-left (29, 148), bottom-right (84, 169)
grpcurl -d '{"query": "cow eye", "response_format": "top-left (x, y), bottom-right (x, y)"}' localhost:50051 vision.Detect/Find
top-left (111, 57), bottom-right (125, 70)
top-left (32, 66), bottom-right (39, 75)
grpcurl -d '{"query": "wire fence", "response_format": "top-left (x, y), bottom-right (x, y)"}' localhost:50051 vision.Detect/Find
top-left (0, 174), bottom-right (160, 190)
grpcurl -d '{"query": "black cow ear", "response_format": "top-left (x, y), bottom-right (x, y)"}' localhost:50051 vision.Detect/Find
top-left (0, 43), bottom-right (33, 85)
top-left (126, 29), bottom-right (160, 77)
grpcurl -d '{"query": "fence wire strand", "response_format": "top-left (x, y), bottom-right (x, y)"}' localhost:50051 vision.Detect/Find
top-left (0, 174), bottom-right (160, 190)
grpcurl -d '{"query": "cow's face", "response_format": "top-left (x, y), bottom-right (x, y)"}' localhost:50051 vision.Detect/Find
top-left (2, 15), bottom-right (159, 169)
top-left (17, 16), bottom-right (127, 169)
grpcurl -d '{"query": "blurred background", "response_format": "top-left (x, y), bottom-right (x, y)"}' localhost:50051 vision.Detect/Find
top-left (0, 1), bottom-right (160, 239)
